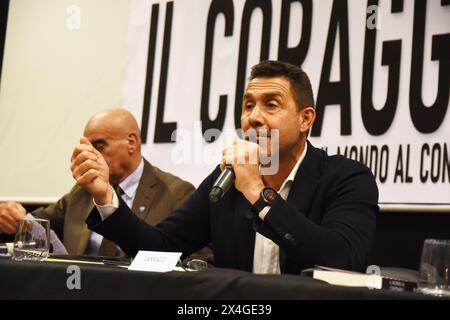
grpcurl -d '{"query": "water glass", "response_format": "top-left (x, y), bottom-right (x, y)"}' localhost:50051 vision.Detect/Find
top-left (12, 217), bottom-right (50, 261)
top-left (418, 239), bottom-right (450, 297)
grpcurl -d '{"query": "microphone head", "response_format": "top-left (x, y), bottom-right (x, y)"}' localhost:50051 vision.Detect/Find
top-left (209, 186), bottom-right (223, 203)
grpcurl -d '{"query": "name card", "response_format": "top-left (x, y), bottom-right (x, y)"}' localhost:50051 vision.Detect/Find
top-left (128, 251), bottom-right (182, 272)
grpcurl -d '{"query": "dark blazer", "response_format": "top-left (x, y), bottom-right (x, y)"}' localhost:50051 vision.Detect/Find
top-left (87, 141), bottom-right (378, 273)
top-left (34, 159), bottom-right (195, 254)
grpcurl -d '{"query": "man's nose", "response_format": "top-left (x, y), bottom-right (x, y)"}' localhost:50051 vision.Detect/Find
top-left (248, 105), bottom-right (264, 127)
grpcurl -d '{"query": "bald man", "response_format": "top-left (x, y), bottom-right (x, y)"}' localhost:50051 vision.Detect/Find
top-left (0, 108), bottom-right (196, 256)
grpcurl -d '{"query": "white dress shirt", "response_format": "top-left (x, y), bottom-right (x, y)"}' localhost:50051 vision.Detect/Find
top-left (252, 143), bottom-right (308, 274)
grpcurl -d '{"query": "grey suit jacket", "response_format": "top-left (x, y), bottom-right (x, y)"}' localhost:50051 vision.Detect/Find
top-left (33, 159), bottom-right (195, 254)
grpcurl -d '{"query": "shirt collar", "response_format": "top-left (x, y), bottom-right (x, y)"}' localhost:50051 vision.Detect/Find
top-left (118, 158), bottom-right (144, 198)
top-left (279, 143), bottom-right (308, 191)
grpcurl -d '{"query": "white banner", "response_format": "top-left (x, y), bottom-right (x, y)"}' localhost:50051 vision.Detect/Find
top-left (123, 0), bottom-right (450, 205)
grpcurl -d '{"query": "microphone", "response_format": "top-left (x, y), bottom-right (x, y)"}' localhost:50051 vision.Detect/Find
top-left (209, 165), bottom-right (235, 202)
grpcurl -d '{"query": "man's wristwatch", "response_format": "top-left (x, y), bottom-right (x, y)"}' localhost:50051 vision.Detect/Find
top-left (252, 187), bottom-right (278, 213)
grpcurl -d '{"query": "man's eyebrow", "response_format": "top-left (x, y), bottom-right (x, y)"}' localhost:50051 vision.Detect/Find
top-left (243, 92), bottom-right (253, 100)
top-left (243, 91), bottom-right (283, 100)
top-left (261, 92), bottom-right (283, 100)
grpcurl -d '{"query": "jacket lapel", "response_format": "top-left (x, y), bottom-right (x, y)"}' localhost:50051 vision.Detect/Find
top-left (280, 141), bottom-right (324, 271)
top-left (131, 159), bottom-right (158, 222)
top-left (286, 141), bottom-right (323, 213)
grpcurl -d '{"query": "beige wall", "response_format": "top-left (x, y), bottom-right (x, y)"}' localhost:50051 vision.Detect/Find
top-left (0, 0), bottom-right (130, 203)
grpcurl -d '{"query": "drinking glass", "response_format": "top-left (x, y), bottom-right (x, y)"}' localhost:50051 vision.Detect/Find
top-left (418, 239), bottom-right (450, 297)
top-left (12, 218), bottom-right (50, 261)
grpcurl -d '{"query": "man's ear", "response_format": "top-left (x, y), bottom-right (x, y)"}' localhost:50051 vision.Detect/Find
top-left (299, 107), bottom-right (316, 133)
top-left (127, 132), bottom-right (139, 154)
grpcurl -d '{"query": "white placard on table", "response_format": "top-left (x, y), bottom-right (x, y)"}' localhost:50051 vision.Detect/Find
top-left (128, 251), bottom-right (182, 272)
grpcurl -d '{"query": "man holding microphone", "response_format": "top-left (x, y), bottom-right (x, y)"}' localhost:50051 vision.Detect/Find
top-left (71, 60), bottom-right (378, 274)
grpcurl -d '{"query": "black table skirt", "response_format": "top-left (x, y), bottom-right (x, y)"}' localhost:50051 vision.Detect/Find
top-left (0, 258), bottom-right (429, 300)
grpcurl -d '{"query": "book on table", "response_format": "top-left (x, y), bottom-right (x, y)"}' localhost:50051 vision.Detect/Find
top-left (302, 265), bottom-right (418, 292)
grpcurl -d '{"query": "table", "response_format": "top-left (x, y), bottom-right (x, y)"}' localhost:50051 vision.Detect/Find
top-left (0, 257), bottom-right (431, 300)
